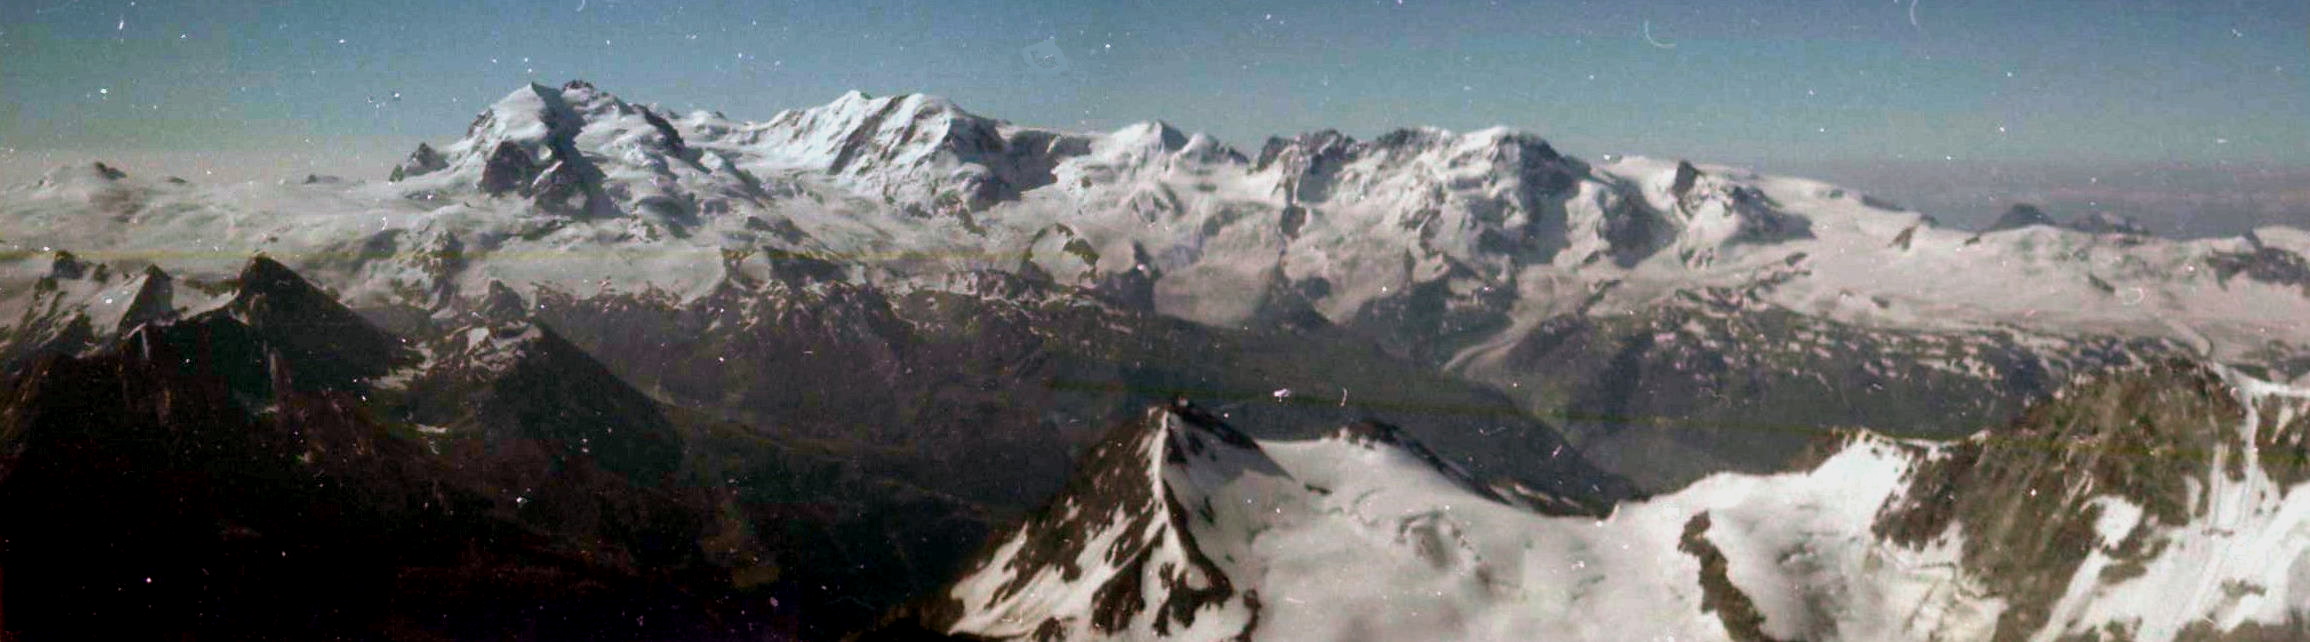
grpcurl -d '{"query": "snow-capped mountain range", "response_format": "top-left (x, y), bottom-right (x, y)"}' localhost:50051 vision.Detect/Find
top-left (10, 80), bottom-right (2306, 345)
top-left (9, 80), bottom-right (2306, 487)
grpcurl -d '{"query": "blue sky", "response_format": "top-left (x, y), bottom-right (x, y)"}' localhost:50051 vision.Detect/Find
top-left (2, 0), bottom-right (2305, 231)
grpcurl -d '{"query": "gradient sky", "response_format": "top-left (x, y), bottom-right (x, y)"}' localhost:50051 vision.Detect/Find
top-left (3, 0), bottom-right (2306, 232)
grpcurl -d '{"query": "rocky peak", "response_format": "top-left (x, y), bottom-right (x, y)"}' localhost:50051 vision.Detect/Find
top-left (114, 265), bottom-right (176, 331)
top-left (387, 142), bottom-right (448, 182)
top-left (1669, 160), bottom-right (1702, 200)
top-left (219, 256), bottom-right (419, 385)
top-left (1988, 202), bottom-right (2056, 231)
top-left (1254, 129), bottom-right (1358, 173)
top-left (47, 250), bottom-right (87, 280)
top-left (421, 82), bottom-right (617, 213)
top-left (929, 402), bottom-right (1267, 639)
top-left (474, 280), bottom-right (529, 323)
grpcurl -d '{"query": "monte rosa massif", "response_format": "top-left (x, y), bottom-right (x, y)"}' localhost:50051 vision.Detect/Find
top-left (1, 80), bottom-right (2306, 641)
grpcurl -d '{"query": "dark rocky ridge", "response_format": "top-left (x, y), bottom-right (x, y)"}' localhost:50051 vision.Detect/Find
top-left (1, 295), bottom-right (730, 639)
top-left (387, 142), bottom-right (448, 182)
top-left (1871, 359), bottom-right (2273, 642)
top-left (0, 258), bottom-right (994, 640)
top-left (1988, 203), bottom-right (2057, 231)
top-left (1679, 512), bottom-right (1790, 642)
top-left (2206, 243), bottom-right (2310, 294)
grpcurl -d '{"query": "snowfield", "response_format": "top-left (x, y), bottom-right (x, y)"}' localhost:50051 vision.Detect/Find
top-left (942, 366), bottom-right (2310, 641)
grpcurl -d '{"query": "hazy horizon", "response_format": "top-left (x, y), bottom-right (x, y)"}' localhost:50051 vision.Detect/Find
top-left (6, 122), bottom-right (2301, 240)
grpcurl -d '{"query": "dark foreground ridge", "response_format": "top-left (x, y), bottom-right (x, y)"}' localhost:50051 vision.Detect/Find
top-left (0, 258), bottom-right (991, 641)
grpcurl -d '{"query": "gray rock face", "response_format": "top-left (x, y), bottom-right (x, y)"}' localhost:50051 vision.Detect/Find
top-left (2207, 246), bottom-right (2310, 291)
top-left (477, 140), bottom-right (538, 195)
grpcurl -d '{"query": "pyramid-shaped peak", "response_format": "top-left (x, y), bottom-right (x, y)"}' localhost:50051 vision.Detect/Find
top-left (217, 255), bottom-right (419, 385)
top-left (1988, 203), bottom-right (2056, 232)
top-left (227, 255), bottom-right (370, 327)
top-left (234, 255), bottom-right (306, 291)
top-left (111, 265), bottom-right (177, 333)
top-left (475, 279), bottom-right (530, 322)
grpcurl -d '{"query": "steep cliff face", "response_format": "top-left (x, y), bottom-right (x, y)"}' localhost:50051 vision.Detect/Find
top-left (1874, 360), bottom-right (2310, 641)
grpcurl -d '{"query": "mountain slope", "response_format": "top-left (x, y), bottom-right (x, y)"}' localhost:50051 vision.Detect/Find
top-left (521, 264), bottom-right (1631, 512)
top-left (0, 265), bottom-right (723, 639)
top-left (0, 257), bottom-right (994, 640)
top-left (890, 361), bottom-right (2310, 642)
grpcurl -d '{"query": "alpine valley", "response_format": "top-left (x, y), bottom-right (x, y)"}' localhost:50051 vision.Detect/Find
top-left (2, 81), bottom-right (2306, 641)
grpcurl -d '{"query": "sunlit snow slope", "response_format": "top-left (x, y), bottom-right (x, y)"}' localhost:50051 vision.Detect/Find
top-left (924, 363), bottom-right (2310, 642)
